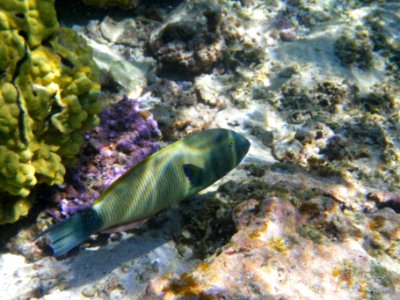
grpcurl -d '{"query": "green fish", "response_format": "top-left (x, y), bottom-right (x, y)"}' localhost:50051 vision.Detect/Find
top-left (40, 128), bottom-right (250, 256)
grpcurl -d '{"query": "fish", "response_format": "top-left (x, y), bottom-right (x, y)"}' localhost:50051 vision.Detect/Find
top-left (39, 128), bottom-right (250, 256)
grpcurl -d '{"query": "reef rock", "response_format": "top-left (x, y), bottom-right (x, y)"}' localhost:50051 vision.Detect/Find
top-left (149, 0), bottom-right (224, 78)
top-left (143, 197), bottom-right (400, 299)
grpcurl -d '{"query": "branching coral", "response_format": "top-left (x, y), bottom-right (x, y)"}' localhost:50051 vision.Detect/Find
top-left (0, 0), bottom-right (100, 224)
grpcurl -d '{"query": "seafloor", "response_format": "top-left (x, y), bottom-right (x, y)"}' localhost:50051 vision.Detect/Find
top-left (1, 0), bottom-right (399, 299)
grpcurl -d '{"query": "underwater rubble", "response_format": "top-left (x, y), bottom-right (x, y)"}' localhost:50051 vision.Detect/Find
top-left (1, 0), bottom-right (399, 299)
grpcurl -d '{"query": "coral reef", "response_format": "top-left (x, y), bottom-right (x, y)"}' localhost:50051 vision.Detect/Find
top-left (1, 0), bottom-right (400, 298)
top-left (0, 0), bottom-right (100, 223)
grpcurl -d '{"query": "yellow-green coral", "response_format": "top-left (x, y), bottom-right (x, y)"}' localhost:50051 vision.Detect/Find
top-left (0, 0), bottom-right (100, 224)
top-left (81, 0), bottom-right (138, 10)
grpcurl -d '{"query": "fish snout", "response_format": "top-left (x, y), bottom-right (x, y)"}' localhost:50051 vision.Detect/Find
top-left (233, 131), bottom-right (250, 159)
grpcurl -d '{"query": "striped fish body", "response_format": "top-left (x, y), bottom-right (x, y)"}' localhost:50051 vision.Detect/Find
top-left (41, 128), bottom-right (250, 256)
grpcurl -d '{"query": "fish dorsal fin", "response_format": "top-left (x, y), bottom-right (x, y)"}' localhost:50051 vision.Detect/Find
top-left (183, 164), bottom-right (205, 188)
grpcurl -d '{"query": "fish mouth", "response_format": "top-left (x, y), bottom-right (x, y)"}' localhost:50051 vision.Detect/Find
top-left (233, 131), bottom-right (250, 156)
top-left (242, 135), bottom-right (250, 151)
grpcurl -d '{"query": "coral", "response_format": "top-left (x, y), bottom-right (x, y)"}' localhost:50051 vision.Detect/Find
top-left (81, 0), bottom-right (138, 10)
top-left (0, 0), bottom-right (100, 224)
top-left (48, 96), bottom-right (161, 220)
top-left (149, 0), bottom-right (224, 78)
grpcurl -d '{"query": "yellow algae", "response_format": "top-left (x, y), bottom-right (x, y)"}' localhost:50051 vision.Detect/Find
top-left (332, 260), bottom-right (355, 288)
top-left (249, 221), bottom-right (268, 240)
top-left (367, 215), bottom-right (386, 231)
top-left (268, 238), bottom-right (288, 255)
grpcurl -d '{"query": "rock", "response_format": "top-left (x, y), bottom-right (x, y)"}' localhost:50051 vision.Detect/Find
top-left (81, 286), bottom-right (98, 297)
top-left (143, 197), bottom-right (400, 299)
top-left (195, 74), bottom-right (228, 108)
top-left (0, 254), bottom-right (42, 300)
top-left (149, 0), bottom-right (224, 77)
top-left (85, 37), bottom-right (150, 98)
top-left (100, 17), bottom-right (138, 45)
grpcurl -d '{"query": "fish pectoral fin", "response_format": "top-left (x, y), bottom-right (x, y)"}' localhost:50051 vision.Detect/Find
top-left (183, 164), bottom-right (206, 188)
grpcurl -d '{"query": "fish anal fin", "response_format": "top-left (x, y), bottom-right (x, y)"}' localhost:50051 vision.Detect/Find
top-left (101, 218), bottom-right (149, 234)
top-left (183, 164), bottom-right (205, 188)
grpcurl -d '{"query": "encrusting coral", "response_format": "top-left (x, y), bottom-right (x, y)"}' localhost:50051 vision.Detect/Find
top-left (0, 0), bottom-right (101, 224)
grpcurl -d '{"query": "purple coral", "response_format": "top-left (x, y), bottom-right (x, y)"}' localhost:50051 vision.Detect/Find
top-left (50, 96), bottom-right (161, 219)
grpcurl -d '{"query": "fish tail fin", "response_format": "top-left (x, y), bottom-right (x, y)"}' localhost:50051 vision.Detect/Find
top-left (39, 208), bottom-right (103, 257)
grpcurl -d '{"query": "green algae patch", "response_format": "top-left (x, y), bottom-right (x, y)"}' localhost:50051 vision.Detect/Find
top-left (297, 224), bottom-right (328, 244)
top-left (370, 262), bottom-right (394, 289)
top-left (0, 0), bottom-right (100, 224)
